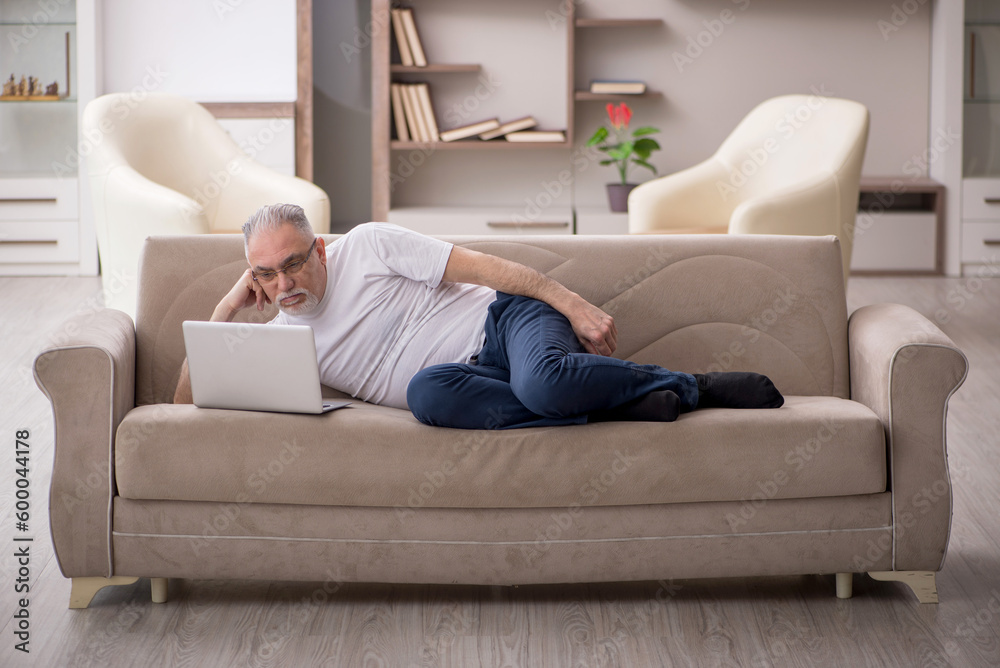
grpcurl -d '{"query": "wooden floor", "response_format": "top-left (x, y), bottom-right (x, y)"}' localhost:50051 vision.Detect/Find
top-left (0, 275), bottom-right (997, 667)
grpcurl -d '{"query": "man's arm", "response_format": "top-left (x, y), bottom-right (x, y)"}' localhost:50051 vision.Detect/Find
top-left (173, 268), bottom-right (270, 403)
top-left (442, 245), bottom-right (618, 356)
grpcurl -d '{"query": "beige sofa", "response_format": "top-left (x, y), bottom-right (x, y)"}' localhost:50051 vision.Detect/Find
top-left (34, 232), bottom-right (968, 609)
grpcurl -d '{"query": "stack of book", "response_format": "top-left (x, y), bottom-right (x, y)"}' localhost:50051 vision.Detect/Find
top-left (390, 82), bottom-right (439, 142)
top-left (391, 7), bottom-right (427, 67)
top-left (430, 116), bottom-right (565, 143)
top-left (589, 80), bottom-right (647, 95)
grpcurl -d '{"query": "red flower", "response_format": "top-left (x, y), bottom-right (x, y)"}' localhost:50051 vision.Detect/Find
top-left (606, 102), bottom-right (632, 130)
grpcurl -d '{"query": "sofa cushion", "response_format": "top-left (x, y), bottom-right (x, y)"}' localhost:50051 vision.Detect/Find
top-left (114, 395), bottom-right (885, 509)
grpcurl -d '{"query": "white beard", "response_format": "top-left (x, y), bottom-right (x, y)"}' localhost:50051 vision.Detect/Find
top-left (275, 288), bottom-right (320, 315)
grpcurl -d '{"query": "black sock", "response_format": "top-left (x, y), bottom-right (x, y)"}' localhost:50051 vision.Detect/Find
top-left (693, 372), bottom-right (784, 409)
top-left (589, 390), bottom-right (681, 423)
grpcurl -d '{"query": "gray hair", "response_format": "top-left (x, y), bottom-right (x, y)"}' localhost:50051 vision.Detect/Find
top-left (242, 203), bottom-right (313, 255)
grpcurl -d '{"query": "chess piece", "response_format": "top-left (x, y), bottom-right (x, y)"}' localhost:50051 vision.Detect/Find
top-left (18, 75), bottom-right (28, 96)
top-left (45, 81), bottom-right (58, 96)
top-left (2, 74), bottom-right (15, 97)
top-left (29, 76), bottom-right (43, 96)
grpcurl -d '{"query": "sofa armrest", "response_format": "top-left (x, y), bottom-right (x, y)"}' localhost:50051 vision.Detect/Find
top-left (33, 308), bottom-right (136, 578)
top-left (849, 303), bottom-right (969, 571)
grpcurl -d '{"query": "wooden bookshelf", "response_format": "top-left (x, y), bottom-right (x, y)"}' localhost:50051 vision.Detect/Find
top-left (370, 1), bottom-right (664, 226)
top-left (391, 140), bottom-right (571, 150)
top-left (372, 0), bottom-right (576, 221)
top-left (390, 64), bottom-right (481, 74)
top-left (575, 91), bottom-right (664, 102)
top-left (575, 18), bottom-right (664, 28)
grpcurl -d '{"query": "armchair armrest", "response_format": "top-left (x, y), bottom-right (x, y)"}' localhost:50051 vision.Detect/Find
top-left (33, 309), bottom-right (136, 578)
top-left (729, 174), bottom-right (840, 236)
top-left (214, 158), bottom-right (331, 233)
top-left (627, 158), bottom-right (733, 233)
top-left (849, 303), bottom-right (968, 571)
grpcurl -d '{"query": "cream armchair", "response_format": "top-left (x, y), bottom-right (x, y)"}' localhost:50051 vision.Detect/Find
top-left (83, 92), bottom-right (330, 316)
top-left (628, 94), bottom-right (869, 283)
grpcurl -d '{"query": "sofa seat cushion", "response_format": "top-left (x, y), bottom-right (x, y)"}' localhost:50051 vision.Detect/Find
top-left (114, 395), bottom-right (885, 509)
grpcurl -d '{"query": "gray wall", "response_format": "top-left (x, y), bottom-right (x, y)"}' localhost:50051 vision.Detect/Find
top-left (313, 0), bottom-right (373, 232)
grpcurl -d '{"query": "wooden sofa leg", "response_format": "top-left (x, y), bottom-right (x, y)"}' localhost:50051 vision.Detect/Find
top-left (836, 573), bottom-right (853, 599)
top-left (868, 571), bottom-right (939, 603)
top-left (151, 578), bottom-right (169, 603)
top-left (69, 576), bottom-right (140, 609)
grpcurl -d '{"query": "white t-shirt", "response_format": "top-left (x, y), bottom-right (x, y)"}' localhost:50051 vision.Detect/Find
top-left (270, 223), bottom-right (496, 409)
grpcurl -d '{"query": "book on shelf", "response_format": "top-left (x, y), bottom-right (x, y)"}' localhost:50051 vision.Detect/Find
top-left (415, 83), bottom-right (439, 142)
top-left (390, 9), bottom-right (414, 67)
top-left (389, 83), bottom-right (409, 141)
top-left (479, 116), bottom-right (537, 140)
top-left (439, 118), bottom-right (500, 142)
top-left (399, 84), bottom-right (426, 141)
top-left (505, 130), bottom-right (566, 143)
top-left (589, 80), bottom-right (647, 95)
top-left (392, 82), bottom-right (442, 142)
top-left (400, 8), bottom-right (428, 67)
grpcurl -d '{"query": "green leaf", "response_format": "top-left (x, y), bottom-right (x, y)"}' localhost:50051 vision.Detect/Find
top-left (632, 158), bottom-right (657, 175)
top-left (633, 138), bottom-right (661, 152)
top-left (599, 159), bottom-right (617, 166)
top-left (632, 126), bottom-right (660, 137)
top-left (632, 138), bottom-right (660, 161)
top-left (586, 126), bottom-right (608, 146)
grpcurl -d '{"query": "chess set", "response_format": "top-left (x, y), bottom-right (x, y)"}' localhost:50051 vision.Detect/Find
top-left (1, 74), bottom-right (61, 101)
top-left (0, 30), bottom-right (70, 101)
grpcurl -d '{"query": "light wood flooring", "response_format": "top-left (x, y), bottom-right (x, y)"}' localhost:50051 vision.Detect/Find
top-left (0, 275), bottom-right (997, 667)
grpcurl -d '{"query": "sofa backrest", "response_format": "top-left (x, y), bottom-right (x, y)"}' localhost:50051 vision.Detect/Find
top-left (135, 233), bottom-right (849, 406)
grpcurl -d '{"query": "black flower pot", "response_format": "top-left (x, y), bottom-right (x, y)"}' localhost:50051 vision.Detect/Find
top-left (606, 183), bottom-right (638, 213)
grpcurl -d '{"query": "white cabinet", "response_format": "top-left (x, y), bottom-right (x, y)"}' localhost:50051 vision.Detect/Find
top-left (388, 207), bottom-right (573, 236)
top-left (961, 177), bottom-right (1000, 264)
top-left (575, 207), bottom-right (628, 235)
top-left (0, 0), bottom-right (98, 275)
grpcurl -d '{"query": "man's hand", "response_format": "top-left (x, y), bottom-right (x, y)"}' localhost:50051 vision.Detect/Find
top-left (564, 297), bottom-right (618, 356)
top-left (443, 245), bottom-right (618, 356)
top-left (217, 268), bottom-right (270, 320)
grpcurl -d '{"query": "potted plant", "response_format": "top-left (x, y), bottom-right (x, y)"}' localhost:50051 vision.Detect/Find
top-left (586, 102), bottom-right (661, 212)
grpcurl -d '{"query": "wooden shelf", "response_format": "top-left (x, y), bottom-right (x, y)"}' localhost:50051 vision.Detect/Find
top-left (575, 18), bottom-right (663, 28)
top-left (390, 64), bottom-right (481, 73)
top-left (391, 140), bottom-right (571, 150)
top-left (575, 90), bottom-right (663, 101)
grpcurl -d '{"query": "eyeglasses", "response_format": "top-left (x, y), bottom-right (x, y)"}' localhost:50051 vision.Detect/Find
top-left (251, 238), bottom-right (317, 285)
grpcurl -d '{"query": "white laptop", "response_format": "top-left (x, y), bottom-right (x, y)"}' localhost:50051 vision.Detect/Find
top-left (182, 321), bottom-right (351, 414)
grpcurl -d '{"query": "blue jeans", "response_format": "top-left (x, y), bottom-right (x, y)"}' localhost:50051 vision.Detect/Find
top-left (407, 292), bottom-right (699, 429)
